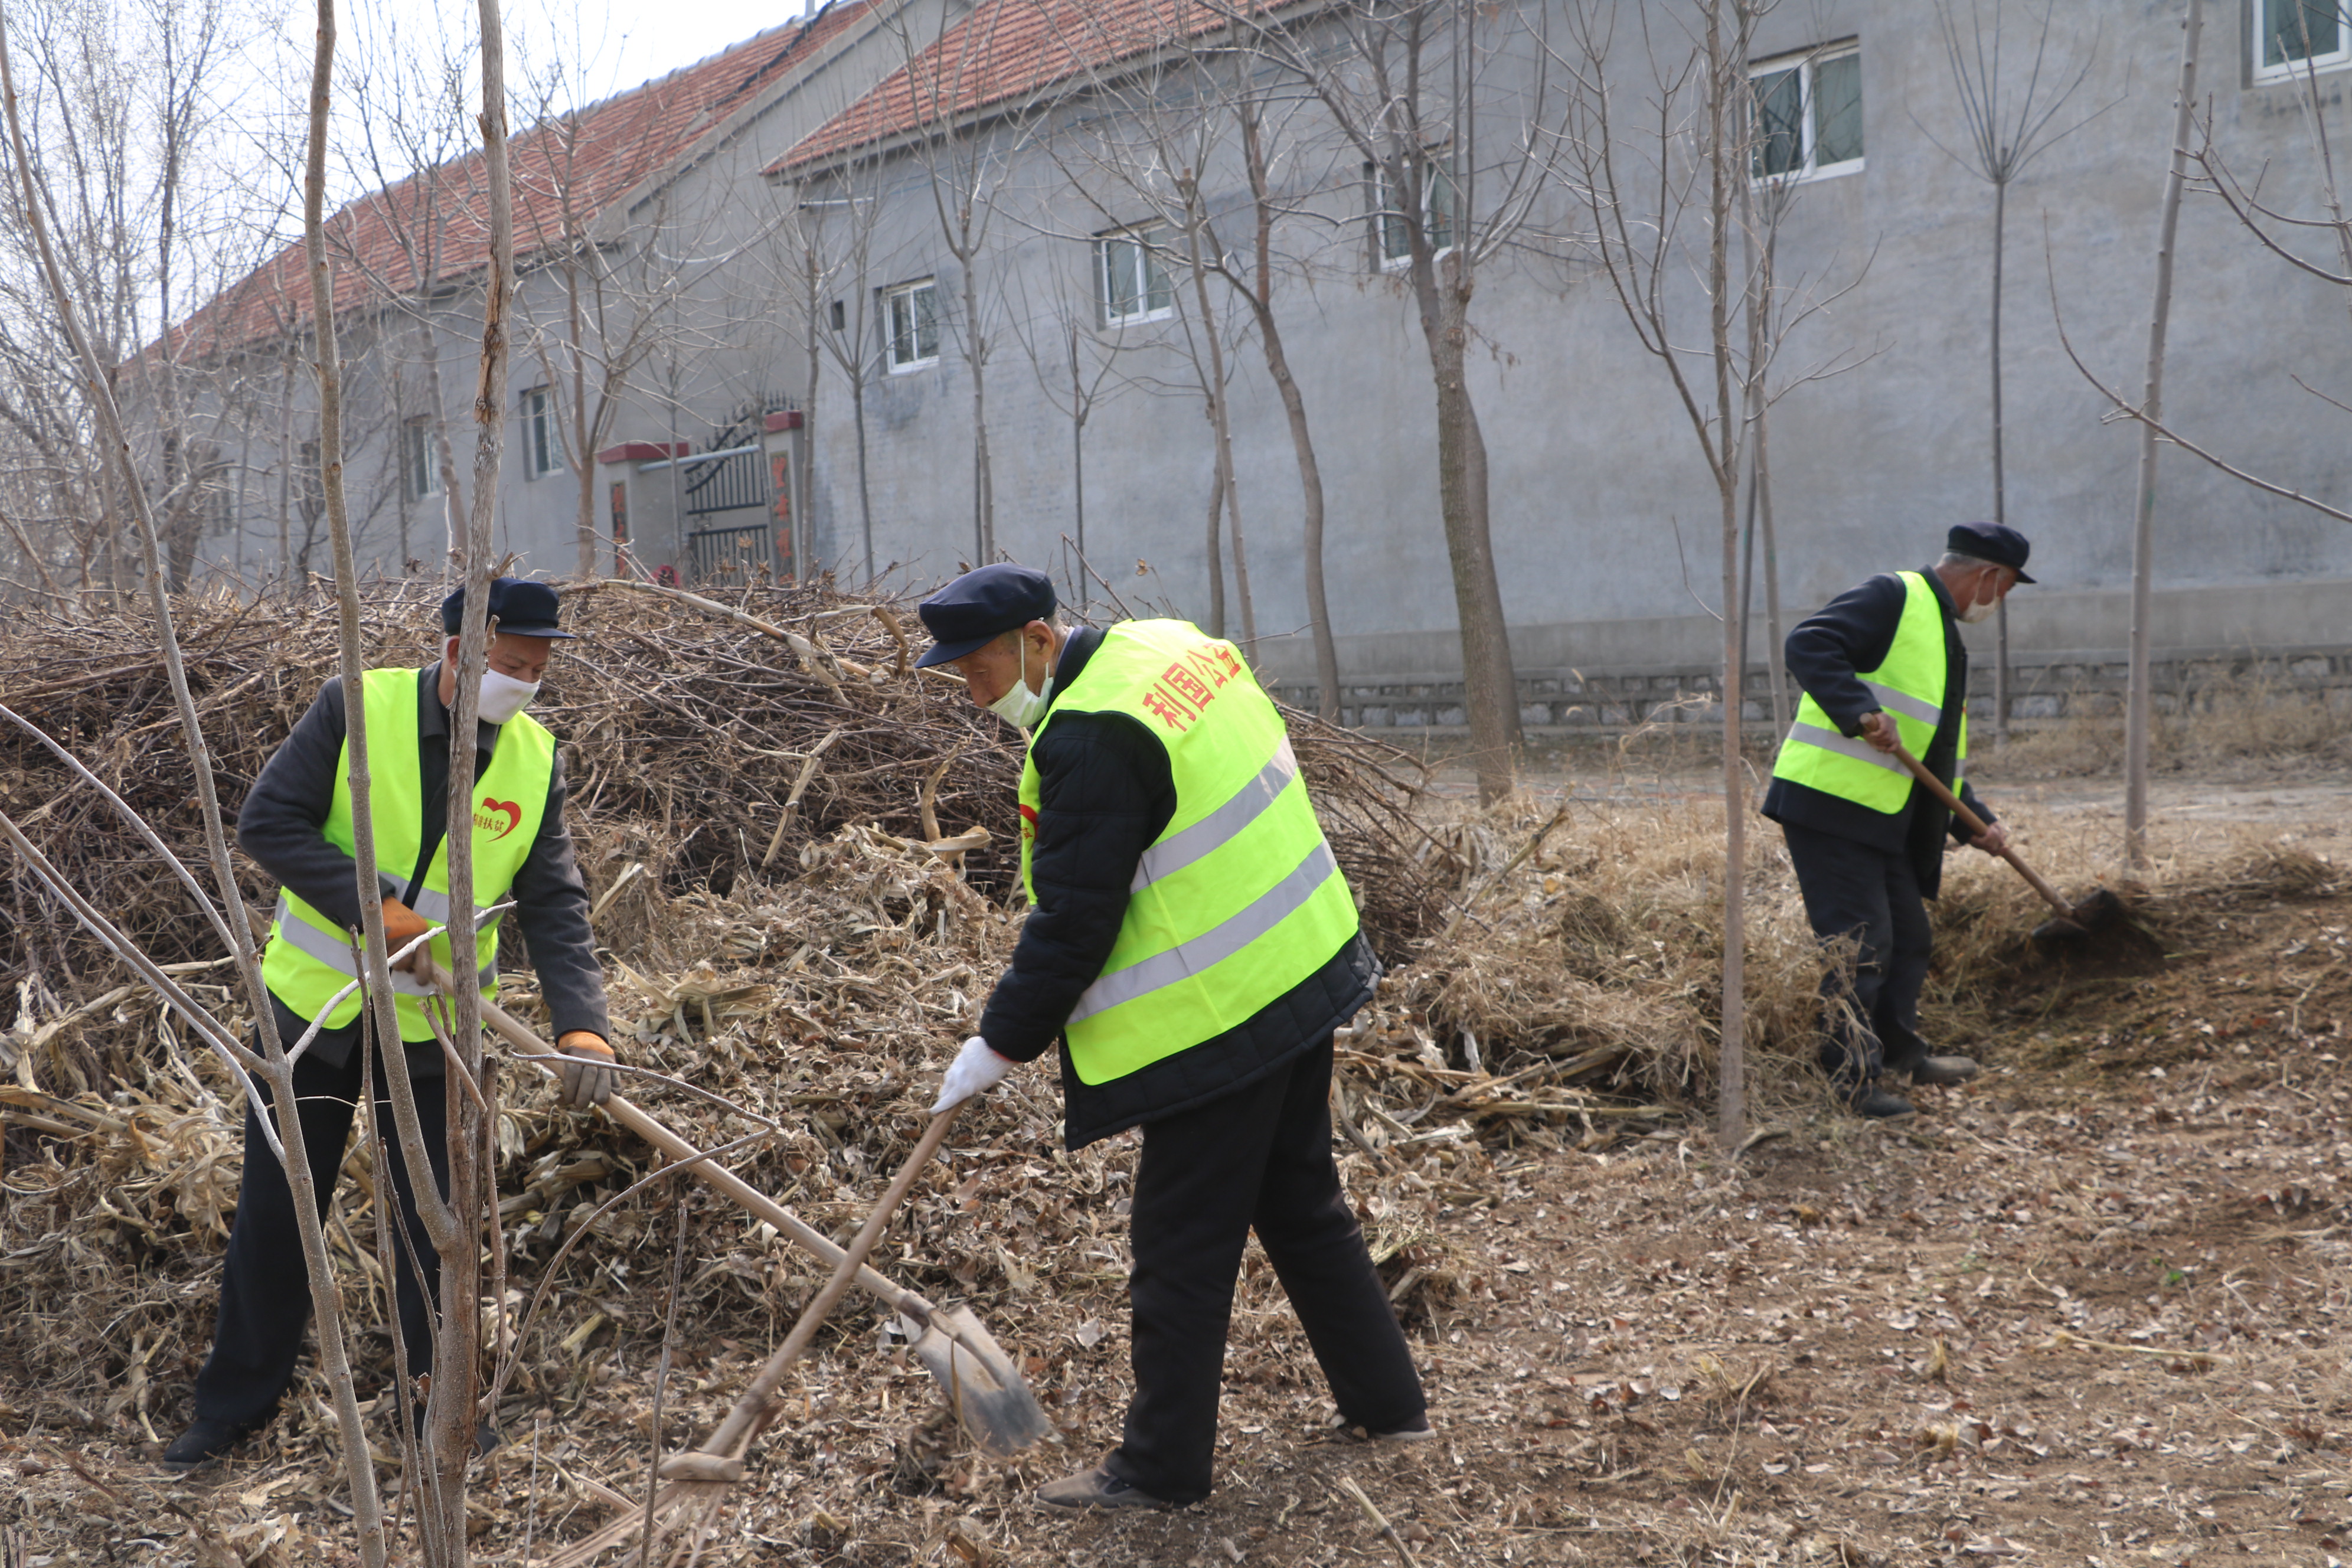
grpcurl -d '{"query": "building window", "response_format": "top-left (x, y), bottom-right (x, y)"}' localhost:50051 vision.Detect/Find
top-left (521, 386), bottom-right (557, 478)
top-left (403, 417), bottom-right (442, 501)
top-left (1750, 42), bottom-right (1864, 182)
top-left (2254, 0), bottom-right (2352, 80)
top-left (1097, 225), bottom-right (1174, 324)
top-left (1371, 155), bottom-right (1456, 267)
top-left (883, 279), bottom-right (940, 371)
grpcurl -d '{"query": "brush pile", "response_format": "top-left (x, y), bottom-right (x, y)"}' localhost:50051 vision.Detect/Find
top-left (6, 580), bottom-right (2348, 1561)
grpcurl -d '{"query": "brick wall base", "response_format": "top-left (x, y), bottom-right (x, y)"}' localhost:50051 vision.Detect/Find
top-left (1265, 647), bottom-right (2352, 733)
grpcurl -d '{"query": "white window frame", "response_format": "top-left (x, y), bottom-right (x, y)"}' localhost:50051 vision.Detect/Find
top-left (883, 278), bottom-right (940, 373)
top-left (1372, 154), bottom-right (1456, 270)
top-left (1748, 41), bottom-right (1864, 185)
top-left (520, 385), bottom-right (557, 479)
top-left (1096, 224), bottom-right (1175, 325)
top-left (403, 416), bottom-right (443, 501)
top-left (2252, 0), bottom-right (2352, 83)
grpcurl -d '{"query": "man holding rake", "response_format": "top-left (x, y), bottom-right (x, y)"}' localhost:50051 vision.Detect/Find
top-left (916, 563), bottom-right (1430, 1512)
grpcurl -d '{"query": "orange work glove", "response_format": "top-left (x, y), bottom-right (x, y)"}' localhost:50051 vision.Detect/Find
top-left (381, 898), bottom-right (434, 971)
top-left (555, 1031), bottom-right (616, 1108)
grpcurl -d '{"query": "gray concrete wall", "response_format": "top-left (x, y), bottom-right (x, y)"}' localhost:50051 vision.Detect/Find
top-left (796, 0), bottom-right (2352, 704)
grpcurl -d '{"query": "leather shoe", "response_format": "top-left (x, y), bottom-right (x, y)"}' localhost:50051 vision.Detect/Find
top-left (1847, 1084), bottom-right (1917, 1120)
top-left (161, 1416), bottom-right (259, 1470)
top-left (1037, 1463), bottom-right (1171, 1511)
top-left (1910, 1055), bottom-right (1980, 1087)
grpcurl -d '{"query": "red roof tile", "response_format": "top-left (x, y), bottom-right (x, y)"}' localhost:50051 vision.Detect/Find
top-left (162, 0), bottom-right (873, 361)
top-left (771, 0), bottom-right (1280, 175)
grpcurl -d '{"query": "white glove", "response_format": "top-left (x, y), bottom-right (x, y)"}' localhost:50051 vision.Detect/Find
top-left (932, 1035), bottom-right (1014, 1115)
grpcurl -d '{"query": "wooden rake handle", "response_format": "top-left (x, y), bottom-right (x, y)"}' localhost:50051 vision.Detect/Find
top-left (427, 963), bottom-right (945, 1326)
top-left (1886, 738), bottom-right (2076, 920)
top-left (675, 1102), bottom-right (962, 1472)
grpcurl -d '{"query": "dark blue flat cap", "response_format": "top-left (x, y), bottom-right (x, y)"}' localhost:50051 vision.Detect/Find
top-left (915, 564), bottom-right (1056, 667)
top-left (1946, 522), bottom-right (2036, 584)
top-left (440, 577), bottom-right (576, 639)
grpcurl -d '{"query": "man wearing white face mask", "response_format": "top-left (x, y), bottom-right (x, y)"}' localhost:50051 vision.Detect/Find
top-left (1763, 522), bottom-right (2034, 1120)
top-left (912, 563), bottom-right (1427, 1512)
top-left (164, 577), bottom-right (616, 1469)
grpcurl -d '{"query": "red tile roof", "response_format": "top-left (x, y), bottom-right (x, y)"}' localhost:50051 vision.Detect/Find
top-left (771, 0), bottom-right (1280, 175)
top-left (162, 1), bottom-right (872, 361)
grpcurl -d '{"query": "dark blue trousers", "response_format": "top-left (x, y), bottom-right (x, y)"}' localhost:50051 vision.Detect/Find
top-left (1105, 1037), bottom-right (1427, 1503)
top-left (192, 1004), bottom-right (448, 1425)
top-left (1782, 822), bottom-right (1935, 1084)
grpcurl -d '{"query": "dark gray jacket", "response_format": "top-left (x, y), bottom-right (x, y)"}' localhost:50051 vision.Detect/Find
top-left (1760, 567), bottom-right (1994, 899)
top-left (238, 664), bottom-right (609, 1072)
top-left (978, 627), bottom-right (1377, 1149)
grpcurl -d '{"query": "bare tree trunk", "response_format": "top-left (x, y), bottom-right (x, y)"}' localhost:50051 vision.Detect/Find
top-left (1707, 0), bottom-right (1746, 1152)
top-left (2125, 0), bottom-right (2201, 870)
top-left (1757, 408), bottom-right (1787, 733)
top-left (1420, 273), bottom-right (1518, 801)
top-left (965, 260), bottom-right (993, 560)
top-left (1181, 190), bottom-right (1254, 649)
top-left (1202, 461), bottom-right (1226, 638)
top-left (276, 357), bottom-right (295, 587)
top-left (1991, 175), bottom-right (2010, 742)
top-left (852, 376), bottom-right (873, 581)
top-left (1068, 326), bottom-right (1087, 600)
top-left (571, 259), bottom-right (596, 579)
top-left (1239, 107), bottom-right (1337, 714)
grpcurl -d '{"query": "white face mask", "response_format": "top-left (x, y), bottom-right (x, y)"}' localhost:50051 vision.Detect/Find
top-left (985, 637), bottom-right (1052, 731)
top-left (1956, 574), bottom-right (2000, 625)
top-left (476, 668), bottom-right (540, 724)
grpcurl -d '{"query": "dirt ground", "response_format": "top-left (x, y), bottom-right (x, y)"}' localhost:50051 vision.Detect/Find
top-left (4, 760), bottom-right (2348, 1567)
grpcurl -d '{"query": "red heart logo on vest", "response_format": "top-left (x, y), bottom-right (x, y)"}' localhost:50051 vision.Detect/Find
top-left (481, 797), bottom-right (522, 840)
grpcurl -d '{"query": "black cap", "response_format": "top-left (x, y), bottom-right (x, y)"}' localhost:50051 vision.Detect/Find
top-left (914, 564), bottom-right (1057, 668)
top-left (439, 577), bottom-right (576, 639)
top-left (1946, 522), bottom-right (2036, 584)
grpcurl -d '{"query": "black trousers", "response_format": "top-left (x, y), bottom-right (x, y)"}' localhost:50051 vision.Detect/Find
top-left (1104, 1037), bottom-right (1426, 1504)
top-left (193, 1011), bottom-right (448, 1426)
top-left (1782, 822), bottom-right (1933, 1084)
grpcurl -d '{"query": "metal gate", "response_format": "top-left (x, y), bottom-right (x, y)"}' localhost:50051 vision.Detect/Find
top-left (678, 446), bottom-right (775, 582)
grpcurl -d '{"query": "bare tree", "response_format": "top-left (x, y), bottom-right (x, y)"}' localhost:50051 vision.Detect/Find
top-left (1, 3), bottom-right (395, 1562)
top-left (1236, 0), bottom-right (1551, 803)
top-left (1556, 0), bottom-right (1868, 1146)
top-left (1916, 0), bottom-right (2106, 741)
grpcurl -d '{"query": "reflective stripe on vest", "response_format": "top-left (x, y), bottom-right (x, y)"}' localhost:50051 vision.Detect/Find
top-left (1769, 571), bottom-right (1964, 816)
top-left (260, 667), bottom-right (554, 1040)
top-left (1019, 622), bottom-right (1360, 1086)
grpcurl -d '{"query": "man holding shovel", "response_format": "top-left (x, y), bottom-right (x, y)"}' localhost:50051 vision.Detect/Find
top-left (163, 578), bottom-right (618, 1468)
top-left (1762, 523), bottom-right (2031, 1121)
top-left (917, 563), bottom-right (1429, 1511)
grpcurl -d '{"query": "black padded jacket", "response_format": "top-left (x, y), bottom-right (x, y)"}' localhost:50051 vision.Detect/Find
top-left (976, 626), bottom-right (1378, 1149)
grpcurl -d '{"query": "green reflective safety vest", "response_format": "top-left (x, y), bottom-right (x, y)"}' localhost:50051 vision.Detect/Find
top-left (260, 667), bottom-right (555, 1041)
top-left (1769, 570), bottom-right (1966, 814)
top-left (1018, 621), bottom-right (1360, 1086)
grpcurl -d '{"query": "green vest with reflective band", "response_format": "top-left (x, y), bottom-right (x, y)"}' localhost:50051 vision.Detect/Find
top-left (261, 667), bottom-right (554, 1041)
top-left (1769, 571), bottom-right (1966, 814)
top-left (1018, 620), bottom-right (1360, 1087)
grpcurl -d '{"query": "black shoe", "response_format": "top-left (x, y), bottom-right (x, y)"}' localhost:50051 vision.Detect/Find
top-left (161, 1417), bottom-right (260, 1470)
top-left (1910, 1054), bottom-right (1981, 1087)
top-left (1847, 1085), bottom-right (1917, 1120)
top-left (1037, 1463), bottom-right (1171, 1511)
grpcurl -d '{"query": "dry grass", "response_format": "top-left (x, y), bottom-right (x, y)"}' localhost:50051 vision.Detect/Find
top-left (1995, 670), bottom-right (2352, 779)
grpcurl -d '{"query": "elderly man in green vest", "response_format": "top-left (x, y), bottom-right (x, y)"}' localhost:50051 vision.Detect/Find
top-left (163, 577), bottom-right (616, 1469)
top-left (1762, 523), bottom-right (2033, 1121)
top-left (917, 563), bottom-right (1429, 1511)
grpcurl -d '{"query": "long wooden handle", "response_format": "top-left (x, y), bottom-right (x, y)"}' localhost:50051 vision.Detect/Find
top-left (1887, 739), bottom-right (2076, 919)
top-left (439, 968), bottom-right (941, 1324)
top-left (686, 1105), bottom-right (962, 1466)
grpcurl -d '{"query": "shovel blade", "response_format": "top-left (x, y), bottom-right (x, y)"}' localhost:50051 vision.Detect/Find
top-left (903, 1304), bottom-right (1054, 1458)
